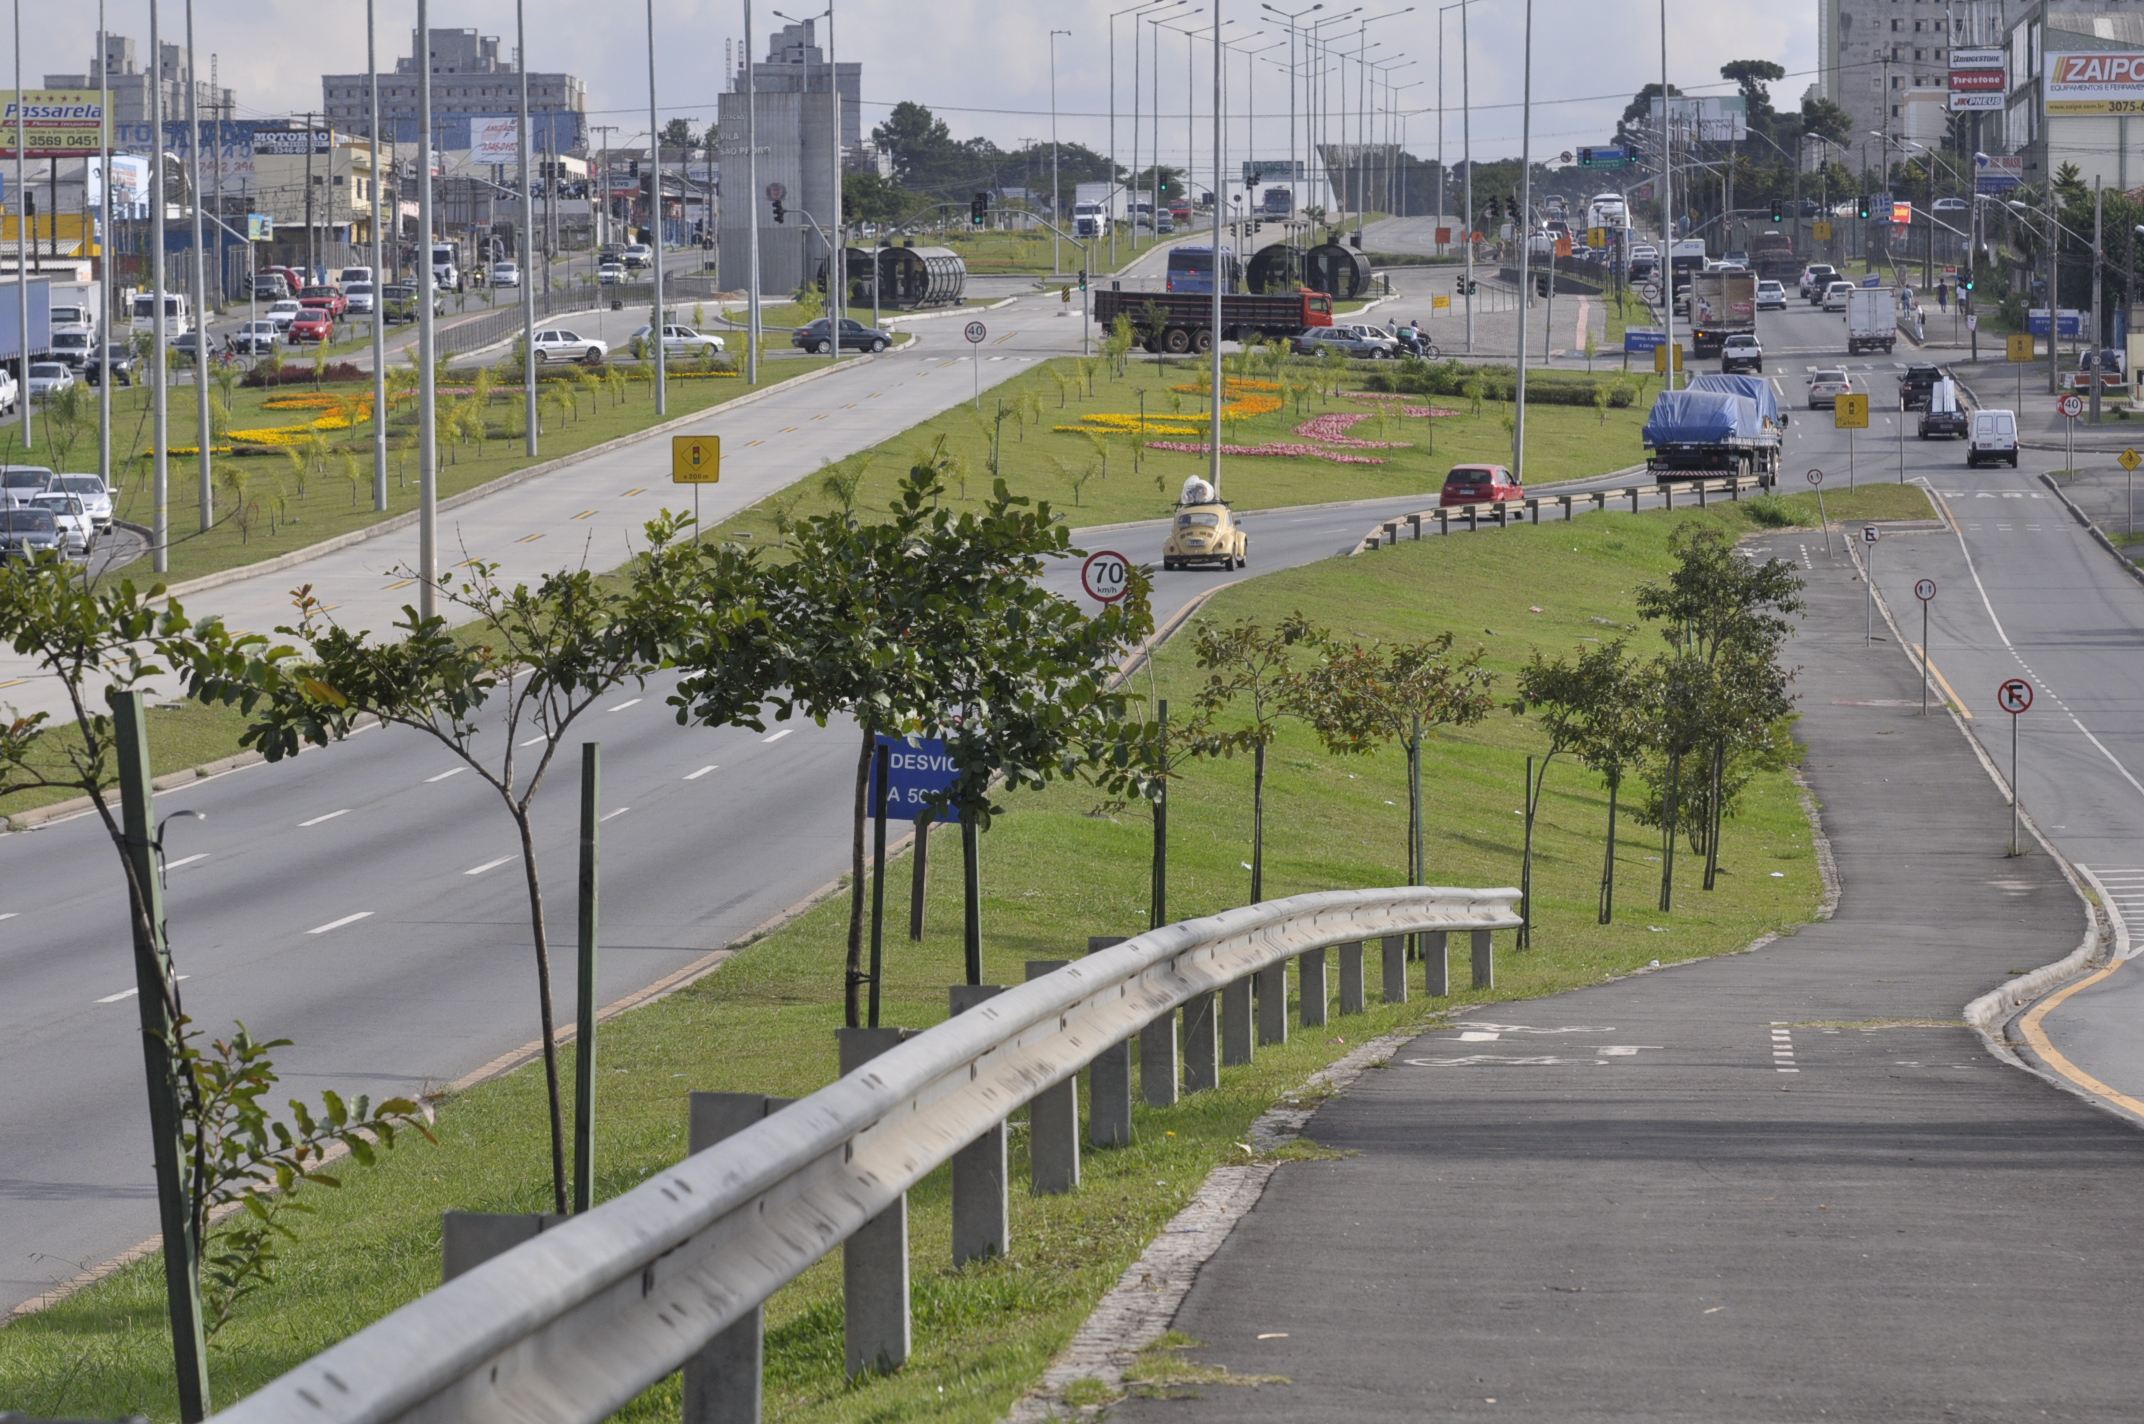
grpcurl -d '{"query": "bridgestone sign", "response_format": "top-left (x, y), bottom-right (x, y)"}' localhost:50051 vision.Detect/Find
top-left (1950, 48), bottom-right (2007, 112)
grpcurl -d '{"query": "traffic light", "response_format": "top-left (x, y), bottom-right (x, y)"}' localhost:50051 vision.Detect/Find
top-left (1485, 196), bottom-right (1501, 223)
top-left (1769, 199), bottom-right (1784, 223)
top-left (1535, 273), bottom-right (1550, 298)
top-left (770, 197), bottom-right (785, 224)
top-left (628, 160), bottom-right (640, 178)
top-left (842, 193), bottom-right (855, 222)
top-left (971, 192), bottom-right (989, 226)
top-left (1856, 193), bottom-right (1872, 219)
top-left (1455, 275), bottom-right (1467, 295)
top-left (1077, 270), bottom-right (1089, 292)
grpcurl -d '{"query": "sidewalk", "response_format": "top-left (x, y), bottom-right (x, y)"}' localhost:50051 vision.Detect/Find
top-left (1108, 536), bottom-right (2140, 1420)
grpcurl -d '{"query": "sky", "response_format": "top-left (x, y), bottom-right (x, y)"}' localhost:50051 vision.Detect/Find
top-left (20, 1), bottom-right (1817, 168)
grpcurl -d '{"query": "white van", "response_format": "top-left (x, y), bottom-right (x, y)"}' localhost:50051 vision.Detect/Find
top-left (129, 291), bottom-right (193, 338)
top-left (338, 266), bottom-right (374, 287)
top-left (1966, 409), bottom-right (2018, 468)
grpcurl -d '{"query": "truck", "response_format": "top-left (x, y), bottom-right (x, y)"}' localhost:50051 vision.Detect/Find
top-left (1845, 285), bottom-right (1896, 354)
top-left (1093, 286), bottom-right (1334, 354)
top-left (46, 281), bottom-right (101, 340)
top-left (1073, 182), bottom-right (1122, 239)
top-left (1686, 270), bottom-right (1756, 357)
top-left (1641, 388), bottom-right (1781, 484)
top-left (1261, 185), bottom-right (1294, 217)
top-left (2060, 347), bottom-right (2126, 396)
top-left (1747, 230), bottom-right (1799, 284)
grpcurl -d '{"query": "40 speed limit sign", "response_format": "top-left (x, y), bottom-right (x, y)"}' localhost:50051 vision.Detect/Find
top-left (1081, 550), bottom-right (1131, 603)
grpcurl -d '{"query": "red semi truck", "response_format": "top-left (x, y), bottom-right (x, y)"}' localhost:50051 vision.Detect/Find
top-left (1092, 287), bottom-right (1334, 353)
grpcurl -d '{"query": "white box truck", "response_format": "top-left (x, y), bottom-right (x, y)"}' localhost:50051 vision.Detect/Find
top-left (1845, 285), bottom-right (1896, 355)
top-left (1073, 181), bottom-right (1123, 238)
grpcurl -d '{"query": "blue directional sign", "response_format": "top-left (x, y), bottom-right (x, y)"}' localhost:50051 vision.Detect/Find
top-left (1624, 327), bottom-right (1667, 354)
top-left (865, 734), bottom-right (968, 822)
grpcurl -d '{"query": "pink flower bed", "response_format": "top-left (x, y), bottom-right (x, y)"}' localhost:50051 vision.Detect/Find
top-left (1339, 391), bottom-right (1460, 418)
top-left (1293, 412), bottom-right (1414, 448)
top-left (1144, 439), bottom-right (1388, 466)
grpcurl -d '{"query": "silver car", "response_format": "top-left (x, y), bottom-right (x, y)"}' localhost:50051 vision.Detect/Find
top-left (30, 492), bottom-right (92, 555)
top-left (0, 504), bottom-right (62, 561)
top-left (344, 281), bottom-right (377, 314)
top-left (0, 464), bottom-right (55, 510)
top-left (53, 472), bottom-right (113, 532)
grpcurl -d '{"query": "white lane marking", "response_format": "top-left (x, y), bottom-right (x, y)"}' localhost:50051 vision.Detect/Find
top-left (1772, 1026), bottom-right (1798, 1072)
top-left (163, 853), bottom-right (210, 869)
top-left (1458, 1031), bottom-right (1501, 1041)
top-left (464, 857), bottom-right (515, 876)
top-left (608, 698), bottom-right (643, 712)
top-left (98, 974), bottom-right (189, 1003)
top-left (307, 911), bottom-right (375, 935)
top-left (684, 765), bottom-right (719, 780)
top-left (425, 767), bottom-right (467, 783)
top-left (519, 735), bottom-right (547, 747)
top-left (2079, 865), bottom-right (2142, 961)
top-left (599, 807), bottom-right (630, 822)
top-left (0, 912), bottom-right (15, 921)
top-left (761, 728), bottom-right (793, 743)
top-left (299, 809), bottom-right (349, 827)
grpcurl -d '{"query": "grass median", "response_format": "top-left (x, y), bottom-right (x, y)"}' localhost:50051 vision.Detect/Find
top-left (0, 493), bottom-right (1842, 1422)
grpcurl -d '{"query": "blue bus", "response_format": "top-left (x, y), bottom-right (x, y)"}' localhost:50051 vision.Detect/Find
top-left (1164, 245), bottom-right (1242, 295)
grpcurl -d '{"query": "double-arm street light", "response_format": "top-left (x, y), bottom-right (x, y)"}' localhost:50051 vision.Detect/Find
top-left (1112, 1), bottom-right (1185, 268)
top-left (1262, 3), bottom-right (1324, 243)
top-left (1051, 28), bottom-right (1071, 274)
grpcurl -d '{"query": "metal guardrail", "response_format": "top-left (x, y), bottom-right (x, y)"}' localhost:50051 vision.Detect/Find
top-left (210, 885), bottom-right (1518, 1424)
top-left (1355, 472), bottom-right (1773, 553)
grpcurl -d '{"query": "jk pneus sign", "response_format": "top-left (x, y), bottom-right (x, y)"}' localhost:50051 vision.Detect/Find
top-left (1949, 46), bottom-right (2006, 112)
top-left (2045, 53), bottom-right (2144, 114)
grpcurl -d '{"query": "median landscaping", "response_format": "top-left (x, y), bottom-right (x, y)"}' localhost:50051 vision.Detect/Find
top-left (0, 492), bottom-right (1858, 1423)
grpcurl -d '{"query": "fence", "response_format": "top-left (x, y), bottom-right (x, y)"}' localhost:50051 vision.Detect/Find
top-left (1356, 472), bottom-right (1775, 553)
top-left (208, 885), bottom-right (1519, 1424)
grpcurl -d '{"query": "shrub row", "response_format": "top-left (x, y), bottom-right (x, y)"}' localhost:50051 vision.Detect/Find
top-left (1358, 360), bottom-right (1640, 408)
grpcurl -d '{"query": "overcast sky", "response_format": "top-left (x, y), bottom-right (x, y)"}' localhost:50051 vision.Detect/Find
top-left (23, 1), bottom-right (1814, 165)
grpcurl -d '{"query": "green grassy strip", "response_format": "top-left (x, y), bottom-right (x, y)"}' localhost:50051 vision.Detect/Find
top-left (0, 489), bottom-right (1928, 1421)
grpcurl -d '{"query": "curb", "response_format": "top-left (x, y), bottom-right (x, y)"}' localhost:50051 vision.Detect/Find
top-left (1, 747), bottom-right (268, 834)
top-left (2038, 472), bottom-right (2144, 591)
top-left (884, 295), bottom-right (1019, 326)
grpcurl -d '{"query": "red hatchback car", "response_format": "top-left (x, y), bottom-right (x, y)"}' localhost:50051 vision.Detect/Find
top-left (288, 309), bottom-right (334, 343)
top-left (1439, 464), bottom-right (1523, 506)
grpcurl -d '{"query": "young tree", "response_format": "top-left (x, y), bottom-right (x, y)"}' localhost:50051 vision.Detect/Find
top-left (1510, 640), bottom-right (1642, 946)
top-left (1191, 613), bottom-right (1325, 903)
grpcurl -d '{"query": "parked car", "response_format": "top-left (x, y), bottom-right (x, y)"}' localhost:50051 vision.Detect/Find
top-left (1920, 378), bottom-right (1969, 439)
top-left (1966, 408), bottom-right (2019, 468)
top-left (31, 492), bottom-right (93, 555)
top-left (621, 244), bottom-right (653, 269)
top-left (26, 363), bottom-right (75, 400)
top-left (0, 504), bottom-right (62, 562)
top-left (0, 465), bottom-right (55, 510)
top-left (1440, 464), bottom-right (1523, 507)
top-left (299, 286), bottom-right (349, 318)
top-left (1800, 264), bottom-right (1838, 299)
top-left (491, 261), bottom-right (520, 289)
top-left (52, 472), bottom-right (113, 532)
top-left (264, 299), bottom-right (303, 331)
top-left (288, 308), bottom-right (334, 343)
top-left (1899, 363), bottom-right (1944, 411)
top-left (790, 317), bottom-right (892, 354)
top-left (1807, 369), bottom-right (1852, 409)
top-left (1289, 327), bottom-right (1387, 359)
top-left (597, 262), bottom-right (627, 285)
top-left (1161, 499), bottom-right (1247, 571)
top-left (1755, 279), bottom-right (1788, 311)
top-left (1719, 332), bottom-right (1764, 374)
top-left (83, 345), bottom-right (135, 387)
top-left (343, 281), bottom-right (376, 315)
top-left (630, 324), bottom-right (727, 358)
top-left (531, 328), bottom-right (608, 363)
top-left (1822, 280), bottom-right (1854, 312)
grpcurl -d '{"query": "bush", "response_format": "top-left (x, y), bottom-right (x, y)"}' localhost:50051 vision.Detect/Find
top-left (1744, 493), bottom-right (1799, 528)
top-left (1359, 359), bottom-right (1637, 408)
top-left (243, 360), bottom-right (366, 388)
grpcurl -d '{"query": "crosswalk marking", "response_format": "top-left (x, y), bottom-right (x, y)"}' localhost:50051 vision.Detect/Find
top-left (2081, 866), bottom-right (2144, 959)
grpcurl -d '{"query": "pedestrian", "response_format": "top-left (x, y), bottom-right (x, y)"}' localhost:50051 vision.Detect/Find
top-left (1936, 279), bottom-right (1949, 312)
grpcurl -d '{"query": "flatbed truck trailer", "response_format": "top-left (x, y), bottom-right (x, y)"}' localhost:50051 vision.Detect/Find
top-left (1094, 287), bottom-right (1334, 354)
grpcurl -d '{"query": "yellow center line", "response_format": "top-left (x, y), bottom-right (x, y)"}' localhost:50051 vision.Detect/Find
top-left (842, 402), bottom-right (856, 409)
top-left (940, 360), bottom-right (960, 368)
top-left (746, 439), bottom-right (765, 447)
top-left (2019, 962), bottom-right (2144, 1117)
top-left (1913, 645), bottom-right (1971, 718)
top-left (623, 487), bottom-right (645, 497)
top-left (811, 413), bottom-right (828, 420)
top-left (516, 533), bottom-right (544, 544)
top-left (455, 558), bottom-right (483, 568)
top-left (779, 426), bottom-right (798, 433)
top-left (0, 678), bottom-right (27, 689)
top-left (992, 333), bottom-right (1016, 345)
top-left (386, 578), bottom-right (416, 590)
top-left (571, 509), bottom-right (596, 520)
top-left (868, 392), bottom-right (882, 398)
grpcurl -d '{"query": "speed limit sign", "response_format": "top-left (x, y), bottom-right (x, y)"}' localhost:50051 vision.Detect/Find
top-left (1081, 550), bottom-right (1131, 603)
top-left (964, 320), bottom-right (988, 344)
top-left (2057, 393), bottom-right (2084, 419)
top-left (1997, 678), bottom-right (2034, 714)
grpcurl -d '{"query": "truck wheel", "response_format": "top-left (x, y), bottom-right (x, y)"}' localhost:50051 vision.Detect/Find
top-left (1193, 329), bottom-right (1214, 353)
top-left (1162, 327), bottom-right (1192, 355)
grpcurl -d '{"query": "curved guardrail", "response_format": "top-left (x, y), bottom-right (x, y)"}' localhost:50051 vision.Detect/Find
top-left (211, 885), bottom-right (1518, 1424)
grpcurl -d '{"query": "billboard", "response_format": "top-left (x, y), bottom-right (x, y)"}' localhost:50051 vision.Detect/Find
top-left (1241, 159), bottom-right (1304, 182)
top-left (470, 116), bottom-right (519, 165)
top-left (1949, 54), bottom-right (2006, 112)
top-left (115, 121), bottom-right (260, 197)
top-left (2045, 52), bottom-right (2144, 114)
top-left (0, 92), bottom-right (108, 158)
top-left (1649, 95), bottom-right (1747, 143)
top-left (87, 154), bottom-right (149, 208)
top-left (253, 128), bottom-right (333, 155)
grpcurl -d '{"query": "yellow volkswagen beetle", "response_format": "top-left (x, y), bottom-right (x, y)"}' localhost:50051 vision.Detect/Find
top-left (1162, 500), bottom-right (1247, 571)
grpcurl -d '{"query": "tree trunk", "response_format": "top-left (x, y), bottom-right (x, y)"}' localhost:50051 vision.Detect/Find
top-left (1251, 738), bottom-right (1266, 904)
top-left (1599, 774), bottom-right (1619, 925)
top-left (1702, 741), bottom-right (1725, 891)
top-left (1658, 752), bottom-right (1679, 913)
top-left (845, 727), bottom-right (873, 1029)
top-left (515, 810), bottom-right (568, 1215)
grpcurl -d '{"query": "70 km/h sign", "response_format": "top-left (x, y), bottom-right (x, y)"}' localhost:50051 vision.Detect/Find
top-left (1081, 550), bottom-right (1131, 603)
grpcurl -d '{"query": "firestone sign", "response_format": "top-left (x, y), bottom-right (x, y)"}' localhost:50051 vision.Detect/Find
top-left (2046, 52), bottom-right (2144, 114)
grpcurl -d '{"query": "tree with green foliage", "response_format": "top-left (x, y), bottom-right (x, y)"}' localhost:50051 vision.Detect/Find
top-left (1190, 613), bottom-right (1325, 904)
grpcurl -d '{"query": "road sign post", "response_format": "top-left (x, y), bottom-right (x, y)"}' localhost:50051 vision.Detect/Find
top-left (2009, 330), bottom-right (2034, 407)
top-left (1862, 524), bottom-right (1880, 642)
top-left (964, 320), bottom-right (987, 409)
top-left (2123, 446), bottom-right (2141, 538)
top-left (1997, 677), bottom-right (2034, 855)
top-left (1914, 578), bottom-right (1937, 715)
top-left (1080, 550), bottom-right (1131, 604)
top-left (2058, 393), bottom-right (2084, 477)
top-left (1806, 468), bottom-right (1833, 560)
top-left (671, 435), bottom-right (720, 541)
top-left (1835, 392), bottom-right (1868, 491)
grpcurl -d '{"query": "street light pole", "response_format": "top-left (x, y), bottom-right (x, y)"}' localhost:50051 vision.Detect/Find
top-left (185, 0), bottom-right (211, 531)
top-left (1512, 0), bottom-right (1532, 481)
top-left (367, 0), bottom-right (389, 504)
top-left (1051, 29), bottom-right (1070, 275)
top-left (1658, 0), bottom-right (1674, 391)
top-left (645, 0), bottom-right (667, 411)
top-left (517, 0), bottom-right (537, 455)
top-left (745, 0), bottom-right (760, 385)
top-left (1461, 0), bottom-right (1472, 349)
top-left (416, 0), bottom-right (438, 618)
top-left (1209, 0), bottom-right (1224, 499)
top-left (97, 0), bottom-right (111, 495)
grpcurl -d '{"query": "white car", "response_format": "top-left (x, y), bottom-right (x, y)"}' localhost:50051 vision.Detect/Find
top-left (230, 319), bottom-right (282, 354)
top-left (338, 266), bottom-right (374, 286)
top-left (1807, 369), bottom-right (1852, 410)
top-left (0, 464), bottom-right (54, 509)
top-left (1967, 408), bottom-right (2019, 468)
top-left (621, 244), bottom-right (653, 269)
top-left (264, 299), bottom-right (303, 331)
top-left (491, 261), bottom-right (520, 289)
top-left (344, 281), bottom-right (376, 314)
top-left (26, 363), bottom-right (75, 400)
top-left (1755, 279), bottom-right (1788, 311)
top-left (630, 324), bottom-right (726, 358)
top-left (31, 492), bottom-right (93, 555)
top-left (1822, 280), bottom-right (1854, 312)
top-left (52, 472), bottom-right (113, 531)
top-left (597, 262), bottom-right (626, 285)
top-left (530, 329), bottom-right (608, 364)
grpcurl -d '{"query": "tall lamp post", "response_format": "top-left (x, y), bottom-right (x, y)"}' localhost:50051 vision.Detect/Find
top-left (1261, 3), bottom-right (1323, 251)
top-left (645, 0), bottom-right (667, 411)
top-left (184, 0), bottom-right (211, 531)
top-left (1051, 29), bottom-right (1071, 275)
top-left (1511, 0), bottom-right (1533, 481)
top-left (516, 0), bottom-right (538, 453)
top-left (367, 0), bottom-right (389, 505)
top-left (416, 0), bottom-right (438, 618)
top-left (1112, 1), bottom-right (1182, 271)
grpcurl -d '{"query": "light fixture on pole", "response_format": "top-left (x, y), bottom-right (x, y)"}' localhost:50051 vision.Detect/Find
top-left (1261, 3), bottom-right (1323, 247)
top-left (1112, 2), bottom-right (1182, 270)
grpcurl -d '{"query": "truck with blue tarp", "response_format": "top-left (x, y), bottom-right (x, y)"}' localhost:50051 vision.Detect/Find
top-left (1684, 373), bottom-right (1786, 431)
top-left (1641, 388), bottom-right (1781, 484)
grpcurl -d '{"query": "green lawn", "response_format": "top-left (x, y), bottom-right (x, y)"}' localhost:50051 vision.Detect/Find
top-left (0, 498), bottom-right (1828, 1422)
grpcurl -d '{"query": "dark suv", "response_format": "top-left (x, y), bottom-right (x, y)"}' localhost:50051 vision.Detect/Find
top-left (1899, 364), bottom-right (1943, 411)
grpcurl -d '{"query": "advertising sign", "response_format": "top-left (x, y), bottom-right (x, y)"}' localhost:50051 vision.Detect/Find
top-left (253, 128), bottom-right (333, 155)
top-left (1951, 47), bottom-right (2005, 70)
top-left (0, 91), bottom-right (108, 158)
top-left (1240, 159), bottom-right (1304, 182)
top-left (470, 116), bottom-right (519, 165)
top-left (2045, 52), bottom-right (2144, 114)
top-left (1891, 201), bottom-right (1915, 224)
top-left (1974, 152), bottom-right (2024, 194)
top-left (1650, 95), bottom-right (1748, 143)
top-left (1950, 46), bottom-right (2006, 112)
top-left (86, 154), bottom-right (148, 208)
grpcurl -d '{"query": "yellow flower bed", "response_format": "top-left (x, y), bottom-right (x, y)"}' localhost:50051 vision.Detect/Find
top-left (144, 394), bottom-right (378, 455)
top-left (1058, 376), bottom-right (1280, 437)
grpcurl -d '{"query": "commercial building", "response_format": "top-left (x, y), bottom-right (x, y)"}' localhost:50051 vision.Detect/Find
top-left (1817, 1), bottom-right (2023, 172)
top-left (2001, 4), bottom-right (2144, 187)
top-left (716, 20), bottom-right (858, 295)
top-left (44, 32), bottom-right (233, 127)
top-left (321, 28), bottom-right (584, 153)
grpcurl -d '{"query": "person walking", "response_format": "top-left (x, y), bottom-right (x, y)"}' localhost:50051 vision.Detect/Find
top-left (1936, 279), bottom-right (1949, 312)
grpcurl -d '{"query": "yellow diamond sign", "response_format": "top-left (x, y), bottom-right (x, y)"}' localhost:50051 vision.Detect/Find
top-left (2007, 332), bottom-right (2036, 363)
top-left (1833, 393), bottom-right (1870, 430)
top-left (672, 435), bottom-right (720, 484)
top-left (2123, 448), bottom-right (2141, 472)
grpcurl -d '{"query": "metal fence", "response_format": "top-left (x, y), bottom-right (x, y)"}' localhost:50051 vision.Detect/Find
top-left (208, 885), bottom-right (1519, 1424)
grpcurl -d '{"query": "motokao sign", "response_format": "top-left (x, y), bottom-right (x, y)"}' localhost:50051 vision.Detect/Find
top-left (865, 735), bottom-right (968, 822)
top-left (2045, 52), bottom-right (2144, 114)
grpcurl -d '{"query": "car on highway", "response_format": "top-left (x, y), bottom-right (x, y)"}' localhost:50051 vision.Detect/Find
top-left (52, 472), bottom-right (113, 532)
top-left (299, 285), bottom-right (349, 318)
top-left (790, 317), bottom-right (892, 354)
top-left (597, 261), bottom-right (626, 285)
top-left (599, 242), bottom-right (626, 265)
top-left (491, 261), bottom-right (520, 289)
top-left (0, 465), bottom-right (54, 509)
top-left (1919, 378), bottom-right (1969, 439)
top-left (1161, 498), bottom-right (1247, 570)
top-left (50, 329), bottom-right (95, 369)
top-left (1966, 408), bottom-right (2019, 467)
top-left (288, 308), bottom-right (334, 343)
top-left (1899, 363), bottom-right (1944, 411)
top-left (0, 504), bottom-right (62, 562)
top-left (252, 274), bottom-right (291, 301)
top-left (264, 299), bottom-right (303, 331)
top-left (621, 244), bottom-right (653, 270)
top-left (630, 324), bottom-right (727, 358)
top-left (1289, 326), bottom-right (1389, 359)
top-left (338, 265), bottom-right (374, 286)
top-left (83, 344), bottom-right (135, 387)
top-left (1799, 263), bottom-right (1838, 298)
top-left (531, 328), bottom-right (608, 364)
top-left (1719, 333), bottom-right (1764, 374)
top-left (230, 319), bottom-right (282, 355)
top-left (1806, 369), bottom-right (1852, 409)
top-left (1440, 463), bottom-right (1523, 507)
top-left (31, 492), bottom-right (93, 555)
top-left (381, 283), bottom-right (445, 323)
top-left (1755, 279), bottom-right (1788, 311)
top-left (1822, 280), bottom-right (1854, 312)
top-left (26, 363), bottom-right (75, 401)
top-left (343, 281), bottom-right (377, 315)
top-left (1933, 196), bottom-right (1968, 215)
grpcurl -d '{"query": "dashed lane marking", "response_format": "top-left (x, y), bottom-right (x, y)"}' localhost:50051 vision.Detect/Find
top-left (761, 728), bottom-right (793, 744)
top-left (684, 765), bottom-right (718, 780)
top-left (425, 767), bottom-right (467, 783)
top-left (1771, 1023), bottom-right (1799, 1072)
top-left (298, 810), bottom-right (349, 827)
top-left (307, 911), bottom-right (374, 935)
top-left (464, 857), bottom-right (514, 876)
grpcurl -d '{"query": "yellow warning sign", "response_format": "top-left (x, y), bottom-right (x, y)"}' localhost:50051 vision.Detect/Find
top-left (672, 435), bottom-right (720, 483)
top-left (1833, 393), bottom-right (1870, 430)
top-left (2122, 448), bottom-right (2141, 472)
top-left (1813, 220), bottom-right (1834, 241)
top-left (1587, 226), bottom-right (1607, 248)
top-left (2007, 332), bottom-right (2036, 363)
top-left (1431, 294), bottom-right (1451, 310)
top-left (1653, 343), bottom-right (1684, 373)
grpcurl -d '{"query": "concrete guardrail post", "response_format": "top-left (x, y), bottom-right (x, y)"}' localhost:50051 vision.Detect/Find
top-left (1183, 989), bottom-right (1220, 1092)
top-left (1593, 490), bottom-right (1606, 513)
top-left (1435, 508), bottom-right (1449, 536)
top-left (1383, 520), bottom-right (1399, 545)
top-left (1338, 939), bottom-right (1366, 1014)
top-left (1422, 929), bottom-right (1449, 997)
top-left (946, 987), bottom-right (1009, 1266)
top-left (836, 1026), bottom-right (915, 1377)
top-left (1629, 486), bottom-right (1641, 513)
top-left (1528, 498), bottom-right (1540, 524)
top-left (1086, 937), bottom-right (1134, 1148)
top-left (1256, 958), bottom-right (1289, 1046)
top-left (1141, 999), bottom-right (1180, 1107)
top-left (1024, 962), bottom-right (1080, 1193)
top-left (1381, 934), bottom-right (1409, 1004)
top-left (1221, 974), bottom-right (1254, 1065)
top-left (682, 1093), bottom-right (796, 1423)
top-left (1560, 495), bottom-right (1573, 520)
top-left (1467, 505), bottom-right (1479, 532)
top-left (1471, 927), bottom-right (1495, 990)
top-left (1299, 945), bottom-right (1328, 1027)
top-left (1407, 513), bottom-right (1422, 540)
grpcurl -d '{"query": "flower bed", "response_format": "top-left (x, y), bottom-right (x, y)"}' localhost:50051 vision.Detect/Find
top-left (1340, 391), bottom-right (1460, 418)
top-left (241, 361), bottom-right (367, 388)
top-left (1293, 412), bottom-right (1413, 449)
top-left (1143, 439), bottom-right (1388, 466)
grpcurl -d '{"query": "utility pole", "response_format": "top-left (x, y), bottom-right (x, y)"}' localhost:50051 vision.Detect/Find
top-left (149, 0), bottom-right (167, 566)
top-left (304, 110), bottom-right (317, 278)
top-left (97, 1), bottom-right (112, 496)
top-left (1051, 29), bottom-right (1070, 276)
top-left (186, 0), bottom-right (211, 531)
top-left (646, 0), bottom-right (667, 412)
top-left (1461, 0), bottom-right (1473, 351)
top-left (13, 0), bottom-right (30, 453)
top-left (367, 0), bottom-right (387, 508)
top-left (1512, 0), bottom-right (1533, 480)
top-left (1658, 0), bottom-right (1675, 392)
top-left (743, 0), bottom-right (760, 385)
top-left (2091, 184), bottom-right (2104, 425)
top-left (416, 0), bottom-right (438, 620)
top-left (517, 0), bottom-right (538, 454)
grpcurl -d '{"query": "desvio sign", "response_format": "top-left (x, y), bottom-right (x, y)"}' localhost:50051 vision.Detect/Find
top-left (865, 734), bottom-right (968, 823)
